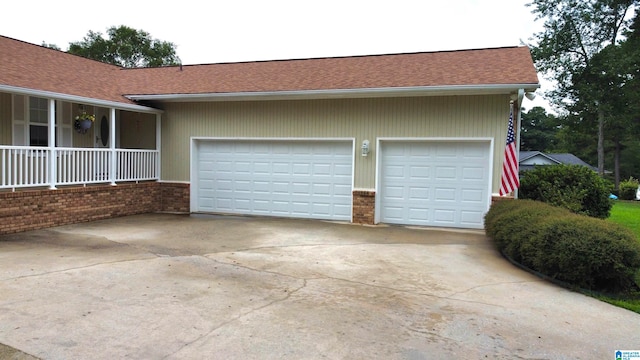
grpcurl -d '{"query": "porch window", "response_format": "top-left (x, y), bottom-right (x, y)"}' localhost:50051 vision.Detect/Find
top-left (29, 125), bottom-right (48, 146)
top-left (29, 97), bottom-right (49, 147)
top-left (29, 97), bottom-right (48, 123)
top-left (12, 95), bottom-right (71, 147)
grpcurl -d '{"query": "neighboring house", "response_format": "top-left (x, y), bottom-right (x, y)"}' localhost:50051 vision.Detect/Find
top-left (0, 35), bottom-right (539, 233)
top-left (519, 151), bottom-right (597, 173)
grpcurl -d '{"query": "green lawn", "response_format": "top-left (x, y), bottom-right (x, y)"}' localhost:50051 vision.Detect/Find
top-left (604, 200), bottom-right (640, 313)
top-left (609, 200), bottom-right (640, 240)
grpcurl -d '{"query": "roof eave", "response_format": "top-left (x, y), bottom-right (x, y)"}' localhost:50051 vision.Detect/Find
top-left (518, 151), bottom-right (542, 162)
top-left (125, 83), bottom-right (541, 103)
top-left (532, 152), bottom-right (562, 164)
top-left (0, 84), bottom-right (163, 114)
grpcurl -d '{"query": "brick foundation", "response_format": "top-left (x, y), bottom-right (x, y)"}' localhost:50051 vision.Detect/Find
top-left (352, 190), bottom-right (375, 225)
top-left (1, 182), bottom-right (386, 234)
top-left (160, 182), bottom-right (190, 213)
top-left (0, 181), bottom-right (192, 235)
top-left (491, 195), bottom-right (515, 205)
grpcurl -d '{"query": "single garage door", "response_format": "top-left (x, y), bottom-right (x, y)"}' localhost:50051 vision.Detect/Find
top-left (379, 141), bottom-right (491, 229)
top-left (195, 140), bottom-right (353, 221)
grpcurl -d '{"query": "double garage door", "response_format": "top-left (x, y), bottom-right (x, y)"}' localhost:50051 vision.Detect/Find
top-left (194, 140), bottom-right (353, 221)
top-left (379, 141), bottom-right (491, 229)
top-left (193, 139), bottom-right (490, 229)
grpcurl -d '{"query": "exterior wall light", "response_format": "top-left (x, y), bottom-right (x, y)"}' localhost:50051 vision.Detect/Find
top-left (361, 140), bottom-right (370, 157)
top-left (525, 91), bottom-right (536, 101)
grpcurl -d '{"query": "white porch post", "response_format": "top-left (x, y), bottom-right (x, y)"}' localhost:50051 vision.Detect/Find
top-left (48, 99), bottom-right (57, 189)
top-left (156, 113), bottom-right (161, 180)
top-left (109, 107), bottom-right (117, 186)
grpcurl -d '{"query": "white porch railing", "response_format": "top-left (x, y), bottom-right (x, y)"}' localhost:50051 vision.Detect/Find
top-left (0, 146), bottom-right (159, 190)
top-left (57, 148), bottom-right (112, 185)
top-left (116, 149), bottom-right (159, 182)
top-left (0, 146), bottom-right (50, 189)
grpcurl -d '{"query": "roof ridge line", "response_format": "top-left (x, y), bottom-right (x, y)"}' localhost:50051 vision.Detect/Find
top-left (125, 45), bottom-right (527, 69)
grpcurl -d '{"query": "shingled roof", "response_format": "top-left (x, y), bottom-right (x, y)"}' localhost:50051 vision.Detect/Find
top-left (0, 35), bottom-right (539, 106)
top-left (0, 35), bottom-right (132, 104)
top-left (519, 151), bottom-right (597, 172)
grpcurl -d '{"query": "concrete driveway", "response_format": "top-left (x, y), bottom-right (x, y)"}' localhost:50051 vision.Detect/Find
top-left (0, 214), bottom-right (638, 359)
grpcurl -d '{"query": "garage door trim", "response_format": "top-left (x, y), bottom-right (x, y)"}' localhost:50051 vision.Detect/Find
top-left (190, 137), bottom-right (356, 219)
top-left (374, 137), bottom-right (494, 227)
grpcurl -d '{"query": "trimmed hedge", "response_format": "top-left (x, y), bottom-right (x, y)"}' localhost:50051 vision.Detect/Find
top-left (619, 177), bottom-right (639, 201)
top-left (485, 199), bottom-right (640, 293)
top-left (519, 164), bottom-right (612, 218)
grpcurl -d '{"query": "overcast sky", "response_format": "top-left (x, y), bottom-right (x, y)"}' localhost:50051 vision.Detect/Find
top-left (2, 0), bottom-right (551, 110)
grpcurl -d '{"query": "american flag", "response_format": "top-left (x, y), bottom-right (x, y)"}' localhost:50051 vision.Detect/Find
top-left (499, 107), bottom-right (519, 196)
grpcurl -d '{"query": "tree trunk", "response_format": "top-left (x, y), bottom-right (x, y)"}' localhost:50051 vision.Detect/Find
top-left (597, 106), bottom-right (605, 176)
top-left (614, 139), bottom-right (621, 189)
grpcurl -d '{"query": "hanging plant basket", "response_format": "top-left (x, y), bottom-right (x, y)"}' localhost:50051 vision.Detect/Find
top-left (74, 111), bottom-right (95, 134)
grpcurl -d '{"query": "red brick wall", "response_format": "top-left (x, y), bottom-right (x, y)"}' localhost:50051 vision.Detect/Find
top-left (0, 182), bottom-right (193, 235)
top-left (0, 182), bottom-right (387, 234)
top-left (491, 195), bottom-right (515, 205)
top-left (352, 190), bottom-right (375, 225)
top-left (160, 182), bottom-right (190, 213)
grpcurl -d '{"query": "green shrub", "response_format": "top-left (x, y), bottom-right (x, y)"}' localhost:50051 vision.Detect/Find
top-left (519, 164), bottom-right (612, 218)
top-left (619, 177), bottom-right (639, 201)
top-left (485, 199), bottom-right (565, 263)
top-left (485, 200), bottom-right (640, 293)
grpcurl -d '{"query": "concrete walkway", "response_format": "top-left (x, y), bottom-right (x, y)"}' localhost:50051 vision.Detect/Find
top-left (0, 214), bottom-right (638, 359)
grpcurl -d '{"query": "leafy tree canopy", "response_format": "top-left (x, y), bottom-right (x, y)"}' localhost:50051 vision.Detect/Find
top-left (41, 42), bottom-right (61, 51)
top-left (520, 106), bottom-right (561, 151)
top-left (68, 25), bottom-right (180, 68)
top-left (527, 0), bottom-right (638, 180)
top-left (529, 0), bottom-right (636, 102)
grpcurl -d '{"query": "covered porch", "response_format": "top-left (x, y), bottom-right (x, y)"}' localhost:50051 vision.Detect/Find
top-left (0, 90), bottom-right (161, 191)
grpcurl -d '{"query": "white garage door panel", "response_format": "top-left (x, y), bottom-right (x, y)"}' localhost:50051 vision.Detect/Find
top-left (380, 141), bottom-right (490, 229)
top-left (196, 140), bottom-right (353, 221)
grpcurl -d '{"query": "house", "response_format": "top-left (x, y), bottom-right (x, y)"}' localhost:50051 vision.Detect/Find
top-left (519, 151), bottom-right (597, 173)
top-left (0, 35), bottom-right (539, 234)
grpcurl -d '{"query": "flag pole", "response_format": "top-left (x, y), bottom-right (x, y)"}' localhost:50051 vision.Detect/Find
top-left (511, 100), bottom-right (519, 199)
top-left (499, 99), bottom-right (520, 197)
top-left (514, 90), bottom-right (524, 199)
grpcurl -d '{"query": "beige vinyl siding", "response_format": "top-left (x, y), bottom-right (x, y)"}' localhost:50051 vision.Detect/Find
top-left (0, 92), bottom-right (10, 145)
top-left (71, 104), bottom-right (96, 148)
top-left (161, 95), bottom-right (512, 192)
top-left (120, 111), bottom-right (156, 149)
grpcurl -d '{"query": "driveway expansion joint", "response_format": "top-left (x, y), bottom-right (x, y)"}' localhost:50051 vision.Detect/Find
top-left (445, 280), bottom-right (544, 299)
top-left (161, 279), bottom-right (308, 359)
top-left (0, 256), bottom-right (158, 282)
top-left (205, 256), bottom-right (512, 309)
top-left (204, 256), bottom-right (313, 281)
top-left (227, 242), bottom-right (370, 253)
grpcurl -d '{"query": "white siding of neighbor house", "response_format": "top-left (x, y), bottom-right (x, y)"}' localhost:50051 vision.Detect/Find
top-left (160, 94), bottom-right (513, 192)
top-left (521, 155), bottom-right (557, 166)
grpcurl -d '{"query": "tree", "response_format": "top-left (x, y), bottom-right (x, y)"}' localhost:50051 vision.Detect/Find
top-left (528, 0), bottom-right (638, 178)
top-left (568, 10), bottom-right (640, 186)
top-left (520, 106), bottom-right (561, 151)
top-left (553, 110), bottom-right (599, 169)
top-left (41, 42), bottom-right (61, 51)
top-left (615, 12), bottom-right (640, 181)
top-left (68, 25), bottom-right (180, 68)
